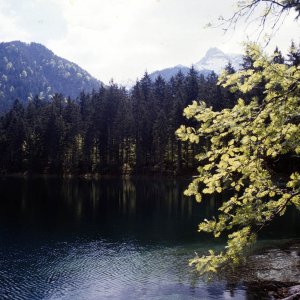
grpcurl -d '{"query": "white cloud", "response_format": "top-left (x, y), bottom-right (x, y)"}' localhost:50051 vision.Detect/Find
top-left (0, 1), bottom-right (31, 42)
top-left (0, 0), bottom-right (67, 43)
top-left (47, 0), bottom-right (240, 82)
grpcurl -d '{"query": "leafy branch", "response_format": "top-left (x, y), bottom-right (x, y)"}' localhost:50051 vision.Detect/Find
top-left (176, 43), bottom-right (300, 276)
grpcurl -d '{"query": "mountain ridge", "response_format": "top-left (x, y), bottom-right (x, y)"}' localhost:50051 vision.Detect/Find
top-left (0, 41), bottom-right (102, 112)
top-left (194, 47), bottom-right (242, 73)
top-left (0, 41), bottom-right (243, 107)
top-left (148, 47), bottom-right (243, 83)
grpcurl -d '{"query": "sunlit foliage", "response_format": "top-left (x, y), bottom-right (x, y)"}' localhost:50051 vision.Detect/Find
top-left (176, 43), bottom-right (300, 275)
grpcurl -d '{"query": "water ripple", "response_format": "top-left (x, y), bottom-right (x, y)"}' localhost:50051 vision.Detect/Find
top-left (0, 237), bottom-right (242, 300)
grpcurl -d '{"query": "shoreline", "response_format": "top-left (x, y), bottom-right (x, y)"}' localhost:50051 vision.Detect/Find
top-left (0, 172), bottom-right (196, 180)
top-left (227, 240), bottom-right (300, 299)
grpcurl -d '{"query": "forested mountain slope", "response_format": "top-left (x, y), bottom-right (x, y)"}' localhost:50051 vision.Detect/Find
top-left (0, 41), bottom-right (102, 112)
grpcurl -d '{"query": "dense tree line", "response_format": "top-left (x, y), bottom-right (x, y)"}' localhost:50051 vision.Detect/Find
top-left (0, 42), bottom-right (298, 176)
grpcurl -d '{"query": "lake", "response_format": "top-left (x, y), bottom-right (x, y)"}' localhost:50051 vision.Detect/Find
top-left (0, 177), bottom-right (299, 299)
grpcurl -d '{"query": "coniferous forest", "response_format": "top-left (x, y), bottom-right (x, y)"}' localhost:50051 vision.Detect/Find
top-left (0, 42), bottom-right (299, 176)
top-left (0, 67), bottom-right (233, 175)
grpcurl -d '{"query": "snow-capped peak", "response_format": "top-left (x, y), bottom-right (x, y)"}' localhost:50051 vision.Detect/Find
top-left (194, 47), bottom-right (242, 74)
top-left (204, 47), bottom-right (225, 57)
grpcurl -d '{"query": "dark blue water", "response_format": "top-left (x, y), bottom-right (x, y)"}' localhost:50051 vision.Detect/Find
top-left (0, 177), bottom-right (299, 299)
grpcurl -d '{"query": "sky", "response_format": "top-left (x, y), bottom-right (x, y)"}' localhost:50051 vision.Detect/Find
top-left (0, 0), bottom-right (299, 84)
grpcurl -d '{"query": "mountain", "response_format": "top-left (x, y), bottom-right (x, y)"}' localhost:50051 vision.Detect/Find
top-left (194, 47), bottom-right (242, 73)
top-left (148, 65), bottom-right (213, 83)
top-left (149, 65), bottom-right (190, 82)
top-left (0, 41), bottom-right (102, 112)
top-left (148, 47), bottom-right (243, 83)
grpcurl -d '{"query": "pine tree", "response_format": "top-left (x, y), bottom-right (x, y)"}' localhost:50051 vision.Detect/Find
top-left (43, 94), bottom-right (66, 173)
top-left (3, 100), bottom-right (26, 171)
top-left (272, 46), bottom-right (285, 64)
top-left (63, 97), bottom-right (82, 173)
top-left (287, 41), bottom-right (300, 66)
